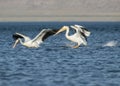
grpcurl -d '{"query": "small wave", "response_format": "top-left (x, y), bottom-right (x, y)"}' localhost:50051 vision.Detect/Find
top-left (103, 40), bottom-right (118, 47)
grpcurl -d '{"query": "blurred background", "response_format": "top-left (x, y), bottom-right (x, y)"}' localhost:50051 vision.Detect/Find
top-left (0, 0), bottom-right (120, 21)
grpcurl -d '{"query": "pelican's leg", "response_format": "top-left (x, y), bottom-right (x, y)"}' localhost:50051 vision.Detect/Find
top-left (72, 44), bottom-right (80, 48)
top-left (72, 42), bottom-right (82, 48)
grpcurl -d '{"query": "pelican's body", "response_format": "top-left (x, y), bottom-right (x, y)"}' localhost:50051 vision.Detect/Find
top-left (55, 25), bottom-right (90, 48)
top-left (13, 29), bottom-right (58, 48)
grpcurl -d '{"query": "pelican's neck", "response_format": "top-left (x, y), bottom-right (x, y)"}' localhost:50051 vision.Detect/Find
top-left (65, 27), bottom-right (69, 37)
top-left (18, 38), bottom-right (24, 45)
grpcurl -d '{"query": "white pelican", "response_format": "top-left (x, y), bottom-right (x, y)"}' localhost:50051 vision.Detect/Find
top-left (55, 25), bottom-right (90, 48)
top-left (13, 29), bottom-right (58, 48)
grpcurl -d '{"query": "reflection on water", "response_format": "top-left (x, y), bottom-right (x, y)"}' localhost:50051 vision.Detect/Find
top-left (0, 22), bottom-right (120, 86)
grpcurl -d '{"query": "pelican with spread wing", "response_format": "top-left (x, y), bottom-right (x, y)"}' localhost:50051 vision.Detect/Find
top-left (13, 29), bottom-right (58, 48)
top-left (55, 25), bottom-right (91, 48)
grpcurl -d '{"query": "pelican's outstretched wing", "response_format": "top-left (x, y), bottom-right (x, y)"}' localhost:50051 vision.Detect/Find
top-left (71, 25), bottom-right (91, 37)
top-left (13, 33), bottom-right (31, 42)
top-left (74, 25), bottom-right (91, 37)
top-left (32, 29), bottom-right (58, 44)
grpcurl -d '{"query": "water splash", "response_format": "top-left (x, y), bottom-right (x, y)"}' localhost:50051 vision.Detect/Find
top-left (103, 40), bottom-right (118, 47)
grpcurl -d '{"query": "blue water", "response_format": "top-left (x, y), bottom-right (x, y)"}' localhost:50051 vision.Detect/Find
top-left (0, 22), bottom-right (120, 86)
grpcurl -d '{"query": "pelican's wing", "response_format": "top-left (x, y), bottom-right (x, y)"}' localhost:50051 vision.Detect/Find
top-left (74, 25), bottom-right (91, 37)
top-left (70, 25), bottom-right (82, 34)
top-left (81, 27), bottom-right (91, 37)
top-left (32, 29), bottom-right (58, 44)
top-left (13, 33), bottom-right (31, 42)
top-left (70, 25), bottom-right (87, 41)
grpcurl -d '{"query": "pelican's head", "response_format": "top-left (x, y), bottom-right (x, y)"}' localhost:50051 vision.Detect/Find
top-left (13, 39), bottom-right (20, 48)
top-left (55, 26), bottom-right (69, 35)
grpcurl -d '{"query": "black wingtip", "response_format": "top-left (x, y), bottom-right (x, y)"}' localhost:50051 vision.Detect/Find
top-left (42, 29), bottom-right (59, 41)
top-left (12, 33), bottom-right (23, 40)
top-left (51, 29), bottom-right (59, 33)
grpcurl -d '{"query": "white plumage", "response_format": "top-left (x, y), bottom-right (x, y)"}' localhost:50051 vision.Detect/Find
top-left (13, 29), bottom-right (58, 48)
top-left (55, 25), bottom-right (91, 48)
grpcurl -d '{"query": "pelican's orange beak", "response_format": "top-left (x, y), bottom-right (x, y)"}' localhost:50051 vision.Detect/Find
top-left (55, 26), bottom-right (67, 35)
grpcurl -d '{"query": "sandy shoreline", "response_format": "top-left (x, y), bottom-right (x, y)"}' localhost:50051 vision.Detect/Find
top-left (0, 16), bottom-right (120, 22)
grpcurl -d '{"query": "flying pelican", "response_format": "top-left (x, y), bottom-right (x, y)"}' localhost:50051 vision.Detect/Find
top-left (55, 25), bottom-right (90, 48)
top-left (13, 29), bottom-right (58, 48)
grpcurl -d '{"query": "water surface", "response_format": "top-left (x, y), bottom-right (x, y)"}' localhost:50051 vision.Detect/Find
top-left (0, 22), bottom-right (120, 86)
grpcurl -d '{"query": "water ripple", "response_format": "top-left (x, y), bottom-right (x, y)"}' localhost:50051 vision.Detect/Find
top-left (0, 22), bottom-right (120, 86)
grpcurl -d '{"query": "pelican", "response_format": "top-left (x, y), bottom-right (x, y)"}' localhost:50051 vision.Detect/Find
top-left (13, 29), bottom-right (58, 48)
top-left (55, 25), bottom-right (90, 48)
